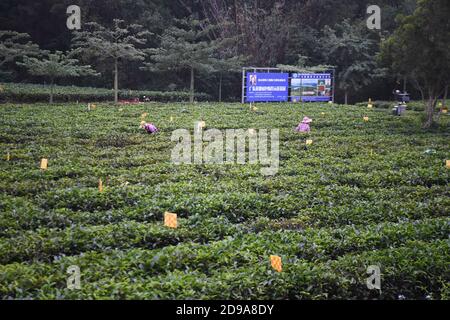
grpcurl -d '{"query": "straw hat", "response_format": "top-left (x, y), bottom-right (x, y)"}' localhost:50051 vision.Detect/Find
top-left (302, 116), bottom-right (312, 123)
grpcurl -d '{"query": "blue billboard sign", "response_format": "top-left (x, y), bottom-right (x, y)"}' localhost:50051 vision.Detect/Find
top-left (246, 72), bottom-right (289, 102)
top-left (291, 73), bottom-right (332, 102)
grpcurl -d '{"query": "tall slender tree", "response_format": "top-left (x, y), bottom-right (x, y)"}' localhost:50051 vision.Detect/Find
top-left (143, 18), bottom-right (220, 103)
top-left (18, 51), bottom-right (98, 103)
top-left (212, 36), bottom-right (247, 102)
top-left (71, 19), bottom-right (150, 104)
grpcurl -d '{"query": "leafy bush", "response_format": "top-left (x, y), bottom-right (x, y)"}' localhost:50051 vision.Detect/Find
top-left (0, 82), bottom-right (210, 103)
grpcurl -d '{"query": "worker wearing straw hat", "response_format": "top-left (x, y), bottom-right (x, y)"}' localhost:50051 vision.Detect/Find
top-left (295, 116), bottom-right (313, 133)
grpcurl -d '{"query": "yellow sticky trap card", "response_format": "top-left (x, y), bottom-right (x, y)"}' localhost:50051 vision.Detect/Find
top-left (368, 103), bottom-right (373, 109)
top-left (98, 178), bottom-right (103, 192)
top-left (306, 139), bottom-right (313, 145)
top-left (164, 212), bottom-right (178, 228)
top-left (40, 158), bottom-right (48, 170)
top-left (6, 152), bottom-right (10, 161)
top-left (170, 116), bottom-right (174, 122)
top-left (321, 112), bottom-right (325, 115)
top-left (252, 106), bottom-right (258, 111)
top-left (442, 109), bottom-right (448, 114)
top-left (363, 116), bottom-right (369, 122)
top-left (270, 255), bottom-right (282, 272)
top-left (446, 160), bottom-right (450, 169)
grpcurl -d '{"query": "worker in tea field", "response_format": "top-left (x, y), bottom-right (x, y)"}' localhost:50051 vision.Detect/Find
top-left (140, 121), bottom-right (158, 134)
top-left (296, 116), bottom-right (313, 133)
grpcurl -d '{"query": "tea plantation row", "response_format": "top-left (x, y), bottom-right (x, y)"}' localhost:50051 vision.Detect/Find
top-left (0, 83), bottom-right (210, 103)
top-left (0, 102), bottom-right (448, 299)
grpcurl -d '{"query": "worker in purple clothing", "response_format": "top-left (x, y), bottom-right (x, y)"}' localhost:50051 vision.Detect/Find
top-left (295, 116), bottom-right (312, 133)
top-left (140, 121), bottom-right (158, 134)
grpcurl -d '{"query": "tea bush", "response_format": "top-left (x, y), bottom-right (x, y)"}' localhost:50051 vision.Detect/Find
top-left (0, 101), bottom-right (448, 299)
top-left (0, 83), bottom-right (210, 103)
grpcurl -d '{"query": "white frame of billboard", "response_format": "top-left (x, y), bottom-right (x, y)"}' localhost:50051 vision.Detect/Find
top-left (241, 67), bottom-right (335, 104)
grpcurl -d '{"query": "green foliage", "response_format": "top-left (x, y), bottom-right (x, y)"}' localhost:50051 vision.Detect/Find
top-left (144, 17), bottom-right (221, 103)
top-left (0, 102), bottom-right (448, 299)
top-left (0, 30), bottom-right (41, 80)
top-left (277, 55), bottom-right (334, 74)
top-left (72, 19), bottom-right (150, 63)
top-left (380, 0), bottom-right (450, 126)
top-left (320, 20), bottom-right (384, 103)
top-left (0, 0), bottom-right (425, 102)
top-left (353, 100), bottom-right (446, 112)
top-left (18, 51), bottom-right (97, 80)
top-left (0, 83), bottom-right (210, 103)
top-left (72, 19), bottom-right (151, 103)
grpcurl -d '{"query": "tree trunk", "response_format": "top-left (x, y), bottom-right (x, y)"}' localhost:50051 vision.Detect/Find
top-left (190, 66), bottom-right (195, 104)
top-left (411, 77), bottom-right (425, 103)
top-left (218, 73), bottom-right (222, 102)
top-left (420, 89), bottom-right (425, 104)
top-left (442, 85), bottom-right (448, 107)
top-left (49, 78), bottom-right (54, 104)
top-left (344, 90), bottom-right (348, 105)
top-left (423, 91), bottom-right (437, 128)
top-left (114, 58), bottom-right (119, 104)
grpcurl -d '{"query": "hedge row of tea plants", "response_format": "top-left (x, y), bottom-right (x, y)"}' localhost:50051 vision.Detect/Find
top-left (0, 83), bottom-right (210, 103)
top-left (0, 101), bottom-right (448, 299)
top-left (355, 99), bottom-right (449, 112)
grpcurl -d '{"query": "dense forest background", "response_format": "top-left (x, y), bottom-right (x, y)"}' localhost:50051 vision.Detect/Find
top-left (0, 0), bottom-right (418, 103)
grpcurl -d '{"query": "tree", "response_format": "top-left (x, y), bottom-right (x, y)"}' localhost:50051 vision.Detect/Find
top-left (18, 51), bottom-right (98, 103)
top-left (144, 18), bottom-right (220, 103)
top-left (320, 20), bottom-right (383, 105)
top-left (71, 19), bottom-right (150, 104)
top-left (0, 31), bottom-right (41, 80)
top-left (211, 35), bottom-right (247, 102)
top-left (380, 0), bottom-right (450, 128)
top-left (277, 55), bottom-right (334, 74)
top-left (214, 55), bottom-right (245, 102)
